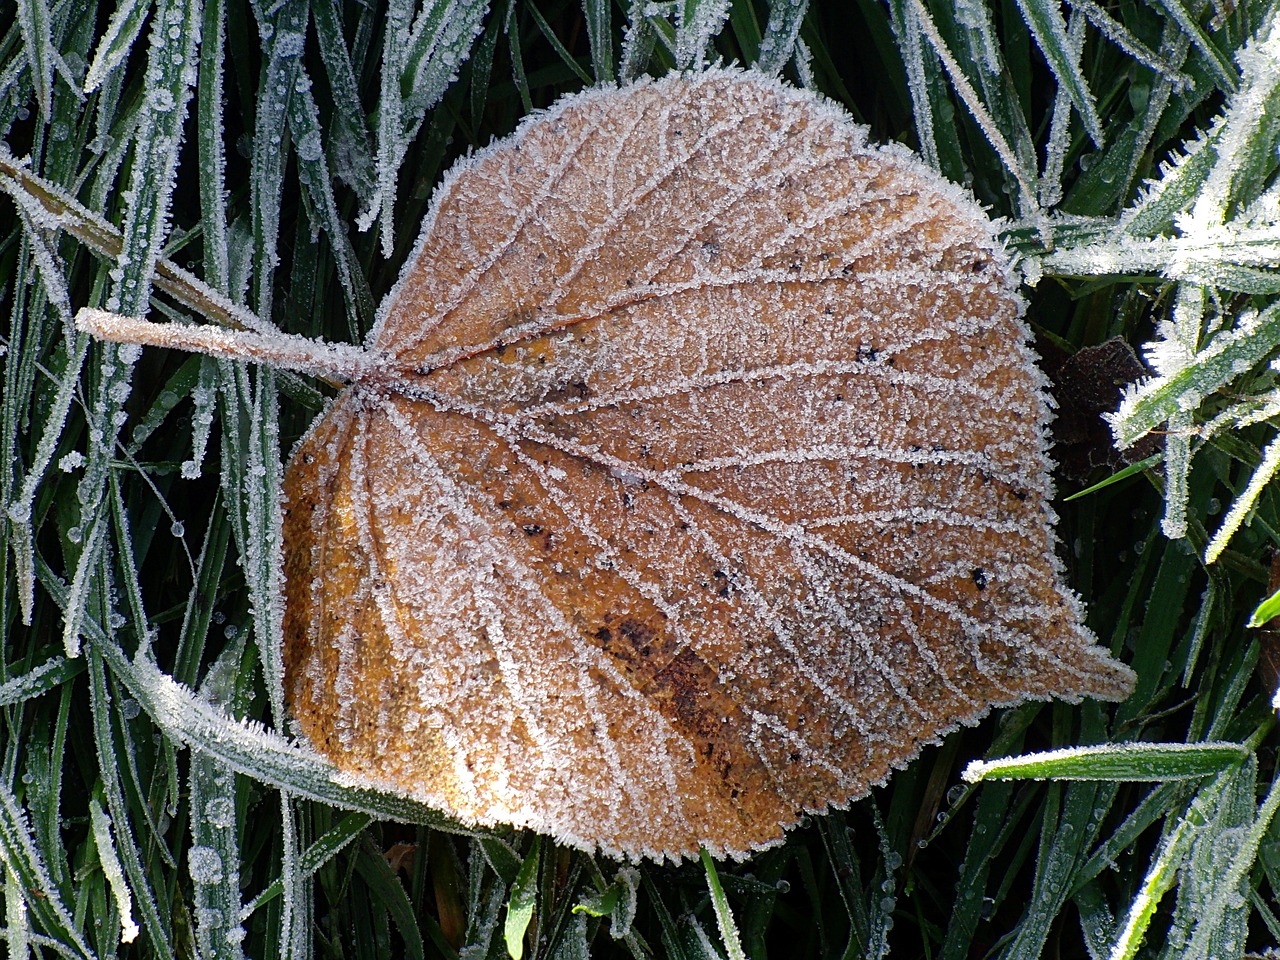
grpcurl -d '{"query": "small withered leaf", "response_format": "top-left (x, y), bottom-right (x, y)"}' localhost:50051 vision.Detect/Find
top-left (88, 69), bottom-right (1137, 861)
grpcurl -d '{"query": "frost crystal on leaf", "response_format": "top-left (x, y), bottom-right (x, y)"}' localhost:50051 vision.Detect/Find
top-left (85, 69), bottom-right (1135, 862)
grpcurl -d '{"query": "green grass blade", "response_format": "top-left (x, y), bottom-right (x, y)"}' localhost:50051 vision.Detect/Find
top-left (1147, 0), bottom-right (1236, 92)
top-left (527, 2), bottom-right (592, 82)
top-left (504, 836), bottom-right (540, 960)
top-left (83, 0), bottom-right (151, 93)
top-left (196, 0), bottom-right (228, 292)
top-left (1248, 587), bottom-right (1280, 628)
top-left (964, 742), bottom-right (1250, 782)
top-left (1109, 300), bottom-right (1280, 448)
top-left (700, 847), bottom-right (747, 960)
top-left (16, 0), bottom-right (56, 118)
top-left (0, 776), bottom-right (95, 960)
top-left (582, 0), bottom-right (614, 81)
top-left (1108, 794), bottom-right (1200, 960)
top-left (1013, 0), bottom-right (1103, 145)
top-left (1205, 431), bottom-right (1280, 563)
top-left (756, 0), bottom-right (809, 75)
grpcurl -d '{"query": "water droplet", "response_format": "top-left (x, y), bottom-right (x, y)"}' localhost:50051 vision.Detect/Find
top-left (188, 846), bottom-right (223, 885)
top-left (205, 796), bottom-right (236, 828)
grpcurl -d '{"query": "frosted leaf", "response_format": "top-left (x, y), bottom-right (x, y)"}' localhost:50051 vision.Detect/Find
top-left (84, 70), bottom-right (1134, 862)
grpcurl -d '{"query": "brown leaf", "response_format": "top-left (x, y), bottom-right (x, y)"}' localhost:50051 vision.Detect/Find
top-left (88, 69), bottom-right (1137, 861)
top-left (1041, 336), bottom-right (1162, 481)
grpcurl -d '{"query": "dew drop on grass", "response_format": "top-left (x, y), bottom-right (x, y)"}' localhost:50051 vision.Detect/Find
top-left (296, 131), bottom-right (323, 162)
top-left (204, 796), bottom-right (236, 828)
top-left (81, 68), bottom-right (1136, 863)
top-left (188, 846), bottom-right (223, 885)
top-left (150, 88), bottom-right (175, 112)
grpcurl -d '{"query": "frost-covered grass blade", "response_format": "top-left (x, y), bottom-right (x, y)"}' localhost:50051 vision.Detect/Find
top-left (963, 742), bottom-right (1252, 783)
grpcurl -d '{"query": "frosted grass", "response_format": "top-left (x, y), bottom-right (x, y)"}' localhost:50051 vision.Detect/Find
top-left (1, 0), bottom-right (1276, 956)
top-left (1102, 8), bottom-right (1280, 558)
top-left (903, 0), bottom-right (1042, 223)
top-left (88, 798), bottom-right (140, 944)
top-left (361, 0), bottom-right (489, 256)
top-left (16, 0), bottom-right (59, 119)
top-left (1013, 0), bottom-right (1103, 146)
top-left (65, 0), bottom-right (202, 664)
top-left (88, 637), bottom-right (175, 955)
top-left (6, 330), bottom-right (89, 624)
top-left (888, 0), bottom-right (941, 172)
top-left (0, 658), bottom-right (79, 708)
top-left (97, 638), bottom-right (480, 828)
top-left (82, 0), bottom-right (149, 93)
top-left (963, 742), bottom-right (1251, 783)
top-left (674, 0), bottom-right (732, 70)
top-left (1066, 0), bottom-right (1188, 87)
top-left (248, 1), bottom-right (307, 323)
top-left (0, 776), bottom-right (94, 960)
top-left (755, 0), bottom-right (810, 76)
top-left (190, 645), bottom-right (249, 960)
top-left (1038, 9), bottom-right (1083, 208)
